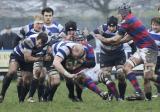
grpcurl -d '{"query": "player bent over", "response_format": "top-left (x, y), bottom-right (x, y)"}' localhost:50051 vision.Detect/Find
top-left (52, 41), bottom-right (118, 100)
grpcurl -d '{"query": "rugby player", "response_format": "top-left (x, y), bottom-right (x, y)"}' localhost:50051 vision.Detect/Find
top-left (149, 17), bottom-right (160, 98)
top-left (0, 32), bottom-right (49, 103)
top-left (51, 41), bottom-right (108, 100)
top-left (94, 16), bottom-right (126, 100)
top-left (37, 7), bottom-right (64, 102)
top-left (95, 3), bottom-right (160, 101)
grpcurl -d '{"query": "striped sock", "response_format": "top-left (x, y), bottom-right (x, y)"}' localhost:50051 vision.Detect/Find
top-left (127, 72), bottom-right (142, 93)
top-left (83, 77), bottom-right (101, 95)
top-left (106, 81), bottom-right (119, 98)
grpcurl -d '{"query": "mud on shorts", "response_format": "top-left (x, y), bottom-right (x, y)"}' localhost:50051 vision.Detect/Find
top-left (130, 48), bottom-right (158, 65)
top-left (77, 66), bottom-right (103, 83)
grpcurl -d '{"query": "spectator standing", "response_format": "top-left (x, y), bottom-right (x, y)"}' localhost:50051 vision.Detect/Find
top-left (0, 25), bottom-right (19, 50)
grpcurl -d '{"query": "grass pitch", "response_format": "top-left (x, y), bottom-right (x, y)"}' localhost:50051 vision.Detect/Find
top-left (0, 80), bottom-right (160, 112)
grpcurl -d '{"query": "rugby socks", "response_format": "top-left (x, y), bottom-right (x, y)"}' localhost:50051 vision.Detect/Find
top-left (82, 77), bottom-right (101, 95)
top-left (118, 82), bottom-right (127, 100)
top-left (20, 83), bottom-right (30, 102)
top-left (43, 85), bottom-right (50, 101)
top-left (105, 81), bottom-right (119, 99)
top-left (17, 84), bottom-right (23, 101)
top-left (66, 79), bottom-right (75, 99)
top-left (48, 85), bottom-right (59, 101)
top-left (38, 84), bottom-right (45, 101)
top-left (145, 92), bottom-right (152, 101)
top-left (28, 78), bottom-right (39, 97)
top-left (127, 72), bottom-right (142, 93)
top-left (1, 75), bottom-right (13, 97)
top-left (76, 84), bottom-right (83, 101)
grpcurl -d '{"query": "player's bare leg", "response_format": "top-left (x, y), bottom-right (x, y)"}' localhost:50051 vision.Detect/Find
top-left (74, 74), bottom-right (108, 100)
top-left (19, 71), bottom-right (32, 102)
top-left (37, 68), bottom-right (46, 101)
top-left (116, 65), bottom-right (127, 100)
top-left (43, 70), bottom-right (60, 101)
top-left (0, 61), bottom-right (18, 103)
top-left (124, 56), bottom-right (144, 101)
top-left (100, 67), bottom-right (120, 100)
top-left (27, 66), bottom-right (42, 103)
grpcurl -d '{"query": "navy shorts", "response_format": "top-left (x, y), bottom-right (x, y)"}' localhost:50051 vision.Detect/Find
top-left (10, 53), bottom-right (33, 72)
top-left (100, 50), bottom-right (126, 67)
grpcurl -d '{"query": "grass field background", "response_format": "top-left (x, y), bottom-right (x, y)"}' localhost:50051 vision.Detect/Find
top-left (0, 79), bottom-right (160, 112)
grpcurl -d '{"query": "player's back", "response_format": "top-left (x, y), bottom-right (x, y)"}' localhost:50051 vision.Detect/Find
top-left (51, 41), bottom-right (75, 58)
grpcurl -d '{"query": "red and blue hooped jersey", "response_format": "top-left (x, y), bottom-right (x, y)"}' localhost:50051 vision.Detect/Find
top-left (83, 44), bottom-right (95, 68)
top-left (118, 14), bottom-right (157, 50)
top-left (73, 43), bottom-right (96, 73)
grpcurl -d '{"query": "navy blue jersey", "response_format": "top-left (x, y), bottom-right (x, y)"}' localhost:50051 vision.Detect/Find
top-left (94, 24), bottom-right (124, 55)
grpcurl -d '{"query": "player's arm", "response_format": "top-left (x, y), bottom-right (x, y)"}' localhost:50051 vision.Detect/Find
top-left (23, 50), bottom-right (43, 62)
top-left (128, 40), bottom-right (137, 54)
top-left (99, 20), bottom-right (129, 45)
top-left (23, 39), bottom-right (43, 62)
top-left (53, 55), bottom-right (75, 78)
top-left (53, 46), bottom-right (76, 78)
top-left (119, 34), bottom-right (132, 44)
top-left (95, 33), bottom-right (122, 44)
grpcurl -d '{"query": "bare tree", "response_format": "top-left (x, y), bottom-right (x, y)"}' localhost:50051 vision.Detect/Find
top-left (42, 0), bottom-right (48, 8)
top-left (63, 0), bottom-right (115, 17)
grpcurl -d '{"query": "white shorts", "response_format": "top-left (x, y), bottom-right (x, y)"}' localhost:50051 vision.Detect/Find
top-left (79, 66), bottom-right (101, 82)
top-left (129, 48), bottom-right (157, 64)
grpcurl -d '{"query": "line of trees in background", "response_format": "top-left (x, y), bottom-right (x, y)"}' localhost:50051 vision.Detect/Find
top-left (41, 0), bottom-right (160, 17)
top-left (42, 0), bottom-right (114, 17)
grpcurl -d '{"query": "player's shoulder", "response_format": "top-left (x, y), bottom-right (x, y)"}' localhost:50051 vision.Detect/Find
top-left (83, 44), bottom-right (94, 51)
top-left (23, 36), bottom-right (36, 48)
top-left (28, 33), bottom-right (38, 38)
top-left (83, 43), bottom-right (93, 47)
top-left (24, 23), bottom-right (34, 30)
top-left (52, 21), bottom-right (62, 26)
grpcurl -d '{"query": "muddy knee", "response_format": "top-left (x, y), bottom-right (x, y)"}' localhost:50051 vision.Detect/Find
top-left (117, 68), bottom-right (125, 82)
top-left (33, 67), bottom-right (42, 79)
top-left (99, 70), bottom-right (112, 83)
top-left (144, 63), bottom-right (155, 80)
top-left (22, 71), bottom-right (33, 84)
